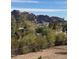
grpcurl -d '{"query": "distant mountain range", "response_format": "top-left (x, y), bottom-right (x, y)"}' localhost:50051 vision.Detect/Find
top-left (11, 10), bottom-right (66, 24)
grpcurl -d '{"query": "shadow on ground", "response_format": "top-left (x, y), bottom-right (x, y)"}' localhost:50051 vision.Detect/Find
top-left (55, 51), bottom-right (67, 55)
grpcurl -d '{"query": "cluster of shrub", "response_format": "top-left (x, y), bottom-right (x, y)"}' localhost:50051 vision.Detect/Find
top-left (11, 10), bottom-right (67, 56)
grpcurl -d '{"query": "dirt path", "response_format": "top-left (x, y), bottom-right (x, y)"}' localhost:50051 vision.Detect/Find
top-left (12, 46), bottom-right (67, 59)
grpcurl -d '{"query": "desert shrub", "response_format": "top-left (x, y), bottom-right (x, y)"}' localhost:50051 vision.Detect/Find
top-left (22, 32), bottom-right (39, 53)
top-left (36, 34), bottom-right (48, 49)
top-left (46, 30), bottom-right (57, 47)
top-left (55, 32), bottom-right (67, 46)
top-left (12, 29), bottom-right (67, 55)
top-left (21, 46), bottom-right (30, 54)
top-left (11, 37), bottom-right (19, 55)
top-left (36, 26), bottom-right (49, 36)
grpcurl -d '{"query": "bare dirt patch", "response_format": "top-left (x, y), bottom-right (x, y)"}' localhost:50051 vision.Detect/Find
top-left (12, 46), bottom-right (67, 59)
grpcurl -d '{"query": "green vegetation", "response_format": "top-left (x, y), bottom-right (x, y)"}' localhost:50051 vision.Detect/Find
top-left (11, 10), bottom-right (67, 55)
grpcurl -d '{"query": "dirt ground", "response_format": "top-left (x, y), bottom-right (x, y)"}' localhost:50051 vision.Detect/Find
top-left (12, 46), bottom-right (67, 59)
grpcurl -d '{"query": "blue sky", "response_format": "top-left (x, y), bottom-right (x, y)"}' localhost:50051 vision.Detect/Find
top-left (11, 0), bottom-right (67, 20)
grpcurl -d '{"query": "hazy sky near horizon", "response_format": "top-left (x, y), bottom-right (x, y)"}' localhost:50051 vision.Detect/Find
top-left (11, 0), bottom-right (67, 19)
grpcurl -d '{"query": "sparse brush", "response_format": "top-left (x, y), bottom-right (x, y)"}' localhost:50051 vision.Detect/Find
top-left (38, 56), bottom-right (42, 59)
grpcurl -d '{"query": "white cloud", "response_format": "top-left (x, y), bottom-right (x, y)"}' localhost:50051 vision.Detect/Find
top-left (11, 0), bottom-right (39, 3)
top-left (11, 8), bottom-right (66, 12)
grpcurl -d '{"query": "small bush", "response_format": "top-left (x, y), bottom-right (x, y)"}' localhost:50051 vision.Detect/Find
top-left (38, 56), bottom-right (42, 59)
top-left (55, 32), bottom-right (67, 46)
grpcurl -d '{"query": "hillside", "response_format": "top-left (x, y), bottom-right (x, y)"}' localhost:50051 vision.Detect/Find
top-left (11, 10), bottom-right (67, 56)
